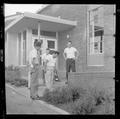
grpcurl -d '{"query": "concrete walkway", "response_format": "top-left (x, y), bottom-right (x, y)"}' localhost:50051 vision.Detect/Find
top-left (6, 83), bottom-right (69, 114)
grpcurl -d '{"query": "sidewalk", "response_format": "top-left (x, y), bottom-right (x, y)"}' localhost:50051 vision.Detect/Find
top-left (6, 82), bottom-right (69, 114)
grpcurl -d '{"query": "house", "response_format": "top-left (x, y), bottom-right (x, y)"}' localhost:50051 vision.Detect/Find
top-left (5, 4), bottom-right (115, 88)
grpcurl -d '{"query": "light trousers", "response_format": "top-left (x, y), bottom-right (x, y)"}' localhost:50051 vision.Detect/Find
top-left (28, 70), bottom-right (31, 88)
top-left (45, 66), bottom-right (55, 91)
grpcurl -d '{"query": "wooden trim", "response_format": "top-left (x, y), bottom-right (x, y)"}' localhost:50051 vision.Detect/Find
top-left (24, 12), bottom-right (77, 26)
top-left (5, 14), bottom-right (22, 22)
top-left (5, 15), bottom-right (24, 32)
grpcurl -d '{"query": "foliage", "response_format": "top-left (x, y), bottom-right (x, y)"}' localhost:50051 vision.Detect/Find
top-left (42, 85), bottom-right (114, 115)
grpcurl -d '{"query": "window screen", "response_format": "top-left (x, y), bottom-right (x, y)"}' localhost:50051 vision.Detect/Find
top-left (47, 40), bottom-right (55, 49)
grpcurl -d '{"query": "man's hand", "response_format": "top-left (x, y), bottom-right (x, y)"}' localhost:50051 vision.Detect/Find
top-left (32, 58), bottom-right (39, 67)
top-left (63, 52), bottom-right (67, 60)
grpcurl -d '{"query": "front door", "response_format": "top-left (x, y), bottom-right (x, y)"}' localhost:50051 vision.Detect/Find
top-left (32, 36), bottom-right (58, 64)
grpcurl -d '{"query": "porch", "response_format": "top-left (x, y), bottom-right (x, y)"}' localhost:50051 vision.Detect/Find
top-left (5, 12), bottom-right (77, 67)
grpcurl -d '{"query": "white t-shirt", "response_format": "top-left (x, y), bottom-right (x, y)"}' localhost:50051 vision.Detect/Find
top-left (42, 53), bottom-right (51, 63)
top-left (46, 55), bottom-right (57, 67)
top-left (64, 47), bottom-right (77, 59)
top-left (29, 48), bottom-right (38, 68)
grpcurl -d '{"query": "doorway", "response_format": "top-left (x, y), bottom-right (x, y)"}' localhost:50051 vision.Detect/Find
top-left (32, 36), bottom-right (58, 64)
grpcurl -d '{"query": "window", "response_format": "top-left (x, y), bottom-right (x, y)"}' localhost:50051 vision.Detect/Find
top-left (32, 29), bottom-right (56, 38)
top-left (89, 6), bottom-right (104, 54)
top-left (47, 40), bottom-right (55, 49)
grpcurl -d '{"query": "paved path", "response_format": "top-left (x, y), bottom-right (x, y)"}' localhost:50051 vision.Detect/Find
top-left (6, 84), bottom-right (69, 114)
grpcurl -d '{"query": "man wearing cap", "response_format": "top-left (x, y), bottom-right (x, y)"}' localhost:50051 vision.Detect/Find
top-left (63, 41), bottom-right (79, 84)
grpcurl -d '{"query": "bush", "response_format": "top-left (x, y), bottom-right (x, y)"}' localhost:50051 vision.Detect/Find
top-left (5, 69), bottom-right (21, 81)
top-left (43, 84), bottom-right (114, 115)
top-left (92, 101), bottom-right (115, 114)
top-left (43, 87), bottom-right (73, 105)
top-left (88, 87), bottom-right (114, 106)
top-left (6, 77), bottom-right (28, 87)
top-left (43, 86), bottom-right (86, 105)
top-left (71, 93), bottom-right (96, 115)
top-left (6, 65), bottom-right (20, 71)
top-left (69, 86), bottom-right (86, 101)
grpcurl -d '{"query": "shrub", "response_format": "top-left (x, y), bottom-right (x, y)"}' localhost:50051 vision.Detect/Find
top-left (6, 65), bottom-right (20, 71)
top-left (14, 78), bottom-right (28, 87)
top-left (43, 84), bottom-right (114, 115)
top-left (88, 87), bottom-right (114, 106)
top-left (71, 93), bottom-right (96, 115)
top-left (43, 86), bottom-right (87, 105)
top-left (92, 101), bottom-right (115, 114)
top-left (58, 101), bottom-right (75, 114)
top-left (43, 87), bottom-right (73, 105)
top-left (6, 65), bottom-right (14, 71)
top-left (5, 69), bottom-right (21, 81)
top-left (69, 86), bottom-right (87, 101)
top-left (6, 77), bottom-right (28, 87)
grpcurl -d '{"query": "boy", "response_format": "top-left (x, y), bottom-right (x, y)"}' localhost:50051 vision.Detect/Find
top-left (45, 51), bottom-right (59, 91)
top-left (41, 48), bottom-right (51, 85)
top-left (29, 39), bottom-right (42, 100)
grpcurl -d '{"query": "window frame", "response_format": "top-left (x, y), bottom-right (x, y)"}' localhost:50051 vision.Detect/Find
top-left (88, 6), bottom-right (104, 55)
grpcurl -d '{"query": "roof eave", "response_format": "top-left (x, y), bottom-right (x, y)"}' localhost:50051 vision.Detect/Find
top-left (24, 12), bottom-right (77, 26)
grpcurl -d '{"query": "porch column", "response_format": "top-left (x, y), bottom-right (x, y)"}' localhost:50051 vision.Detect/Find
top-left (38, 22), bottom-right (42, 65)
top-left (21, 31), bottom-right (23, 65)
top-left (56, 32), bottom-right (58, 69)
top-left (26, 28), bottom-right (32, 63)
top-left (16, 34), bottom-right (19, 66)
top-left (38, 22), bottom-right (41, 41)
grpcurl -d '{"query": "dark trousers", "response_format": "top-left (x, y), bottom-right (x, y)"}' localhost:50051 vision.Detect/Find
top-left (66, 58), bottom-right (76, 81)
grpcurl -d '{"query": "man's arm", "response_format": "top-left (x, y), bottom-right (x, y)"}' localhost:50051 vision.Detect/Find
top-left (63, 49), bottom-right (67, 60)
top-left (75, 49), bottom-right (79, 60)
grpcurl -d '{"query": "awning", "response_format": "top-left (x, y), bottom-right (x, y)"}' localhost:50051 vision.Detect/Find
top-left (5, 12), bottom-right (77, 33)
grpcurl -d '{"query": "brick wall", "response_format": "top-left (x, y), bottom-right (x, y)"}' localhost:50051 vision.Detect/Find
top-left (39, 4), bottom-right (115, 73)
top-left (39, 4), bottom-right (88, 72)
top-left (68, 72), bottom-right (115, 91)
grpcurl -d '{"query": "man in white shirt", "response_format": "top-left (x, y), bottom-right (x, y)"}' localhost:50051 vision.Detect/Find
top-left (45, 51), bottom-right (59, 91)
top-left (63, 41), bottom-right (79, 84)
top-left (41, 48), bottom-right (51, 85)
top-left (29, 39), bottom-right (42, 100)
